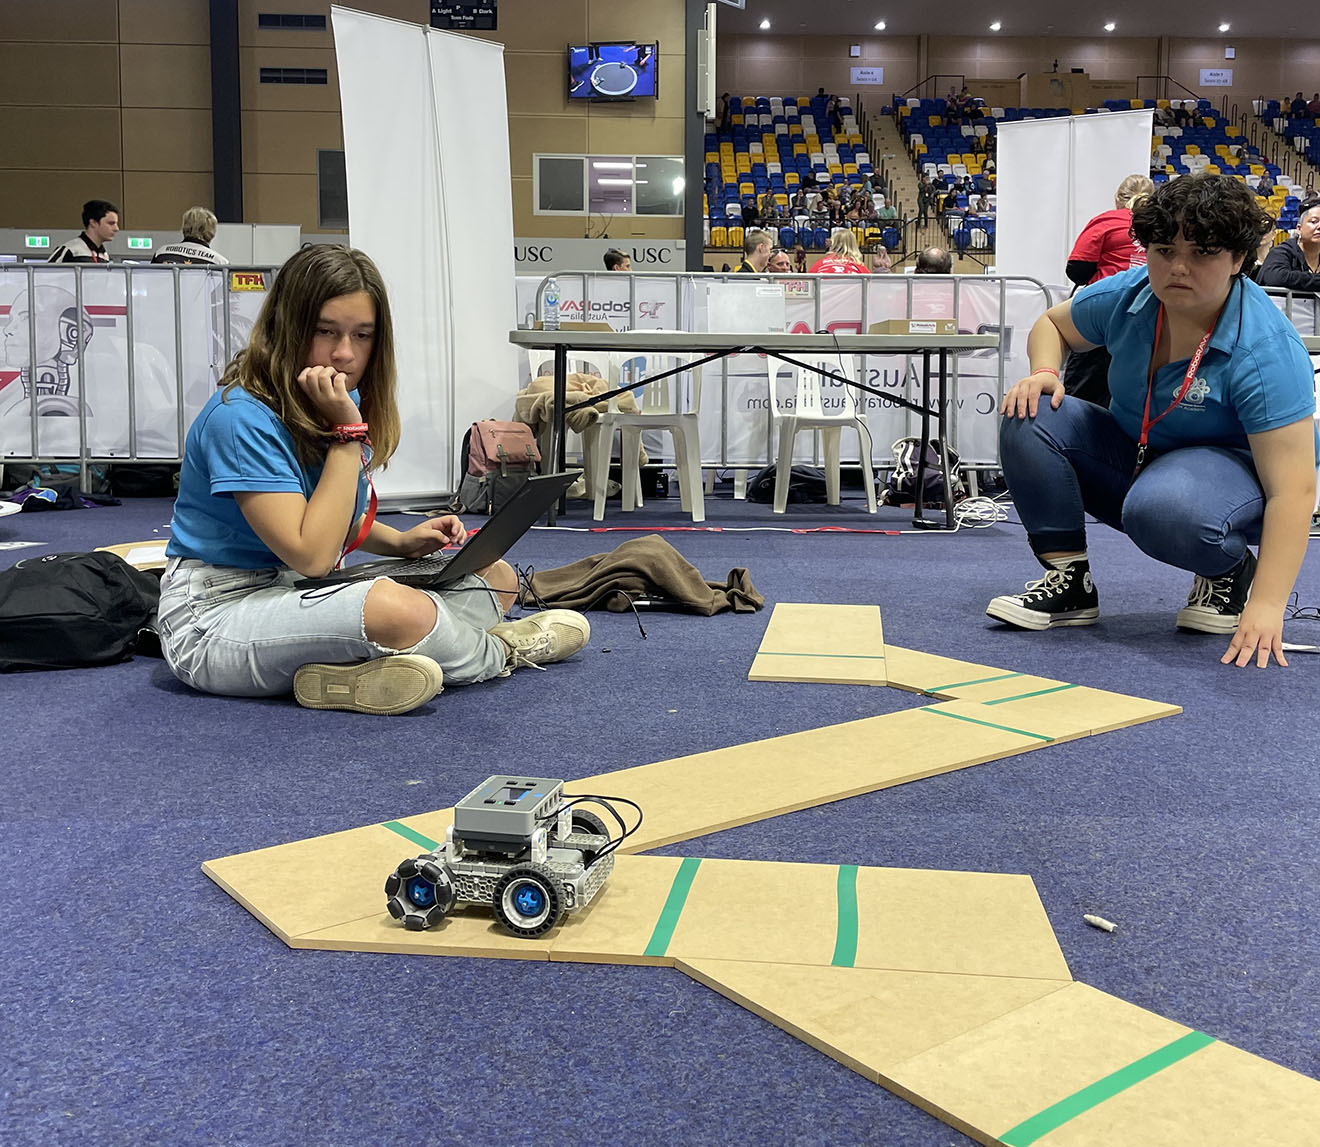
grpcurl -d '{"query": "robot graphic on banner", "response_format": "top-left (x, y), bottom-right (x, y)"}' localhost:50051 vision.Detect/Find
top-left (0, 284), bottom-right (94, 419)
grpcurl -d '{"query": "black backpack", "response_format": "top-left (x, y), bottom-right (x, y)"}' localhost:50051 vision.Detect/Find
top-left (0, 551), bottom-right (161, 672)
top-left (880, 438), bottom-right (966, 508)
top-left (745, 464), bottom-right (830, 504)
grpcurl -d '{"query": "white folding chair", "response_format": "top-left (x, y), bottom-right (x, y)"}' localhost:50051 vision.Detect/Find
top-left (593, 338), bottom-right (705, 522)
top-left (767, 355), bottom-right (876, 514)
top-left (525, 348), bottom-right (611, 494)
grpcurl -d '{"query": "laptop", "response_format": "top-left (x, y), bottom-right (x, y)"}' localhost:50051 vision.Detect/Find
top-left (296, 470), bottom-right (580, 590)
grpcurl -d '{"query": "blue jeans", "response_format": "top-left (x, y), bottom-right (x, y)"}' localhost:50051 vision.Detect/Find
top-left (999, 400), bottom-right (1261, 577)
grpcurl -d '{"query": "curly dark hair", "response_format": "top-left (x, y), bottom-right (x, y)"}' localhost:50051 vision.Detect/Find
top-left (1130, 173), bottom-right (1274, 276)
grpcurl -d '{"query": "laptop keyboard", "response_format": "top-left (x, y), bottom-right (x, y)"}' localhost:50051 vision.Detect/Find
top-left (351, 551), bottom-right (455, 579)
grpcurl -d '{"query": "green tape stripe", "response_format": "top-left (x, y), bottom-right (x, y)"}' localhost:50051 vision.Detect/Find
top-left (383, 820), bottom-right (440, 851)
top-left (757, 651), bottom-right (885, 660)
top-left (999, 1031), bottom-right (1217, 1146)
top-left (984, 683), bottom-right (1080, 706)
top-left (925, 671), bottom-right (1024, 692)
top-left (831, 864), bottom-right (860, 967)
top-left (643, 857), bottom-right (702, 958)
top-left (920, 706), bottom-right (1054, 743)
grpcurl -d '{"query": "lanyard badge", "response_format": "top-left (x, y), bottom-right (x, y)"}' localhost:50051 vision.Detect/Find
top-left (1133, 302), bottom-right (1221, 480)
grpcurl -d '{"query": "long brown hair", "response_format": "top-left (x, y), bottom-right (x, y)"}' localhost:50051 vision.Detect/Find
top-left (220, 245), bottom-right (401, 468)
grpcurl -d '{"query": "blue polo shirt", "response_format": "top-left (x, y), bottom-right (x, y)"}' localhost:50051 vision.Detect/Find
top-left (1071, 265), bottom-right (1316, 454)
top-left (166, 386), bottom-right (369, 568)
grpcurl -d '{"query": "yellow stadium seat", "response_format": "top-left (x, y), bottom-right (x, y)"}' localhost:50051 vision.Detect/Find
top-left (1130, 99), bottom-right (1143, 109)
top-left (797, 96), bottom-right (810, 107)
top-left (1165, 164), bottom-right (1175, 174)
top-left (1184, 144), bottom-right (1200, 155)
top-left (913, 144), bottom-right (927, 156)
top-left (898, 105), bottom-right (910, 118)
top-left (710, 226), bottom-right (727, 247)
top-left (773, 193), bottom-right (789, 206)
top-left (928, 115), bottom-right (942, 127)
top-left (1157, 99), bottom-right (1170, 109)
top-left (793, 142), bottom-right (807, 156)
top-left (1071, 108), bottom-right (1087, 117)
top-left (961, 153), bottom-right (977, 164)
top-left (843, 163), bottom-right (859, 174)
top-left (1204, 164), bottom-right (1220, 174)
top-left (731, 114), bottom-right (744, 125)
top-left (727, 226), bottom-right (744, 247)
top-left (827, 163), bottom-right (843, 175)
top-left (1202, 117), bottom-right (1215, 128)
top-left (785, 172), bottom-right (800, 186)
top-left (1225, 125), bottom-right (1241, 137)
top-left (847, 134), bottom-right (863, 145)
top-left (705, 151), bottom-right (719, 164)
top-left (790, 123), bottom-right (804, 136)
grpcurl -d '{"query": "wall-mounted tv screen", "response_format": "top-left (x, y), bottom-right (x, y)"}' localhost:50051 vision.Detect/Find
top-left (567, 41), bottom-right (659, 101)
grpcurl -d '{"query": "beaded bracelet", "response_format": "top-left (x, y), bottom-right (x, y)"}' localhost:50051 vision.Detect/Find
top-left (330, 422), bottom-right (371, 445)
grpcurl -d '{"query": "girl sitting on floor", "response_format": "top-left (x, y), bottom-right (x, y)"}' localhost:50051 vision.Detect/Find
top-left (159, 244), bottom-right (589, 714)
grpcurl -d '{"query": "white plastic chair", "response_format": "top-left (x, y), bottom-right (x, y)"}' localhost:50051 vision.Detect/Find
top-left (525, 348), bottom-right (611, 493)
top-left (593, 338), bottom-right (705, 522)
top-left (767, 355), bottom-right (876, 514)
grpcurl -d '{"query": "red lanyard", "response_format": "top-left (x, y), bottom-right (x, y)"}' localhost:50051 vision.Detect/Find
top-left (1135, 301), bottom-right (1221, 473)
top-left (337, 447), bottom-right (377, 566)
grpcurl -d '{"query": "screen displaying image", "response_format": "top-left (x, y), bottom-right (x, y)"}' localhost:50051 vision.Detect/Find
top-left (567, 41), bottom-right (659, 101)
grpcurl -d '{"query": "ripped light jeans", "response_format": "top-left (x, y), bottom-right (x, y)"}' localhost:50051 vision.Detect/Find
top-left (157, 559), bottom-right (507, 697)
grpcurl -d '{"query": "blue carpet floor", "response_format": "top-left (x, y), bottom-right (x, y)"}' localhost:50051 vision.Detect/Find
top-left (2, 489), bottom-right (1317, 1146)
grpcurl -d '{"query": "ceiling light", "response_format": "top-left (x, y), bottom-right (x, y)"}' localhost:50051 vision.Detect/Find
top-left (597, 178), bottom-right (635, 187)
top-left (759, 17), bottom-right (770, 29)
top-left (1104, 21), bottom-right (1115, 31)
top-left (1218, 22), bottom-right (1230, 32)
top-left (591, 161), bottom-right (633, 170)
top-left (875, 21), bottom-right (886, 31)
top-left (989, 21), bottom-right (1001, 31)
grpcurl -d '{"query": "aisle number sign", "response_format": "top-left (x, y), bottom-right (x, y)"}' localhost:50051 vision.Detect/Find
top-left (1200, 69), bottom-right (1233, 86)
top-left (851, 67), bottom-right (884, 85)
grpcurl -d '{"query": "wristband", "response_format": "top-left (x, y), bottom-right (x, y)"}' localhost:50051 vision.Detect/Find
top-left (330, 422), bottom-right (370, 444)
top-left (1031, 367), bottom-right (1060, 378)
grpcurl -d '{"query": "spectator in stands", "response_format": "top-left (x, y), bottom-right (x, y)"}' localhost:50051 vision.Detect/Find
top-left (792, 244), bottom-right (808, 272)
top-left (1172, 102), bottom-right (1193, 129)
top-left (1256, 171), bottom-right (1275, 198)
top-left (807, 230), bottom-right (869, 274)
top-left (915, 247), bottom-right (953, 274)
top-left (766, 248), bottom-right (794, 273)
top-left (1307, 179), bottom-right (1317, 199)
top-left (49, 199), bottom-right (118, 264)
top-left (603, 249), bottom-right (630, 271)
top-left (916, 175), bottom-right (933, 226)
top-left (741, 196), bottom-right (760, 229)
top-left (869, 248), bottom-right (893, 274)
top-left (717, 92), bottom-right (731, 131)
top-left (1061, 174), bottom-right (1154, 405)
top-left (1248, 229), bottom-right (1279, 284)
top-left (1290, 92), bottom-right (1308, 118)
top-left (151, 207), bottom-right (229, 266)
top-left (878, 199), bottom-right (898, 221)
top-left (736, 229), bottom-right (773, 273)
top-left (827, 192), bottom-right (847, 228)
top-left (940, 189), bottom-right (963, 218)
top-left (157, 245), bottom-right (591, 714)
top-left (989, 173), bottom-right (1313, 668)
top-left (970, 196), bottom-right (990, 216)
top-left (1257, 198), bottom-right (1320, 292)
top-left (790, 187), bottom-right (810, 215)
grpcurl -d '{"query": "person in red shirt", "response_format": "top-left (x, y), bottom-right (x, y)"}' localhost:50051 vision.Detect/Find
top-left (807, 229), bottom-right (869, 274)
top-left (1062, 174), bottom-right (1154, 405)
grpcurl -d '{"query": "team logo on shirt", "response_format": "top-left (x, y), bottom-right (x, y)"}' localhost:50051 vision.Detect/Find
top-left (1179, 377), bottom-right (1211, 408)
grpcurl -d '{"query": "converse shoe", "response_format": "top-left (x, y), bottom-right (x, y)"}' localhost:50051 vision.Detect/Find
top-left (1176, 550), bottom-right (1256, 634)
top-left (490, 610), bottom-right (591, 671)
top-left (293, 654), bottom-right (443, 715)
top-left (986, 560), bottom-right (1099, 630)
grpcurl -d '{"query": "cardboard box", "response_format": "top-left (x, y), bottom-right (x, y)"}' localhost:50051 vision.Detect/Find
top-left (870, 319), bottom-right (959, 335)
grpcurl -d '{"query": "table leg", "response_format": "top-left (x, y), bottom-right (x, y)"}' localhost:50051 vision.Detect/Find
top-left (912, 350), bottom-right (934, 528)
top-left (937, 349), bottom-right (955, 530)
top-left (549, 344), bottom-right (568, 524)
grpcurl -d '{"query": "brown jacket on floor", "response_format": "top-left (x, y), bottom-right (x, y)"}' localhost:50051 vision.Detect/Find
top-left (521, 534), bottom-right (764, 615)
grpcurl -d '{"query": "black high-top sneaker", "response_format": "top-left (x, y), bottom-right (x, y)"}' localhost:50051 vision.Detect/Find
top-left (1176, 549), bottom-right (1256, 634)
top-left (986, 559), bottom-right (1099, 630)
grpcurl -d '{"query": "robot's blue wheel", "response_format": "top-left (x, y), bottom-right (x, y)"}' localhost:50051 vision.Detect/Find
top-left (493, 863), bottom-right (565, 938)
top-left (385, 854), bottom-right (456, 931)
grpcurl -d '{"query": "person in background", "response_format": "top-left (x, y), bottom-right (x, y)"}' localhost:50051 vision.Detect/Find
top-left (766, 248), bottom-right (794, 273)
top-left (152, 206), bottom-right (229, 266)
top-left (736, 229), bottom-right (773, 274)
top-left (603, 248), bottom-right (631, 271)
top-left (1290, 92), bottom-right (1308, 118)
top-left (869, 248), bottom-right (893, 274)
top-left (988, 174), bottom-right (1314, 669)
top-left (1307, 93), bottom-right (1320, 117)
top-left (807, 229), bottom-right (869, 274)
top-left (1256, 171), bottom-right (1275, 198)
top-left (49, 199), bottom-right (119, 264)
top-left (1256, 198), bottom-right (1320, 292)
top-left (158, 245), bottom-right (591, 715)
top-left (1061, 174), bottom-right (1155, 406)
top-left (914, 247), bottom-right (953, 274)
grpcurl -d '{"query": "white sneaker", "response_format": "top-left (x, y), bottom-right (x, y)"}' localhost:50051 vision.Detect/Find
top-left (293, 654), bottom-right (443, 715)
top-left (489, 610), bottom-right (591, 671)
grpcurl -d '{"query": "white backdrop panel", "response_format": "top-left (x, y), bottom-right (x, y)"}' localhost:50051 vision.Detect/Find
top-left (996, 110), bottom-right (1152, 285)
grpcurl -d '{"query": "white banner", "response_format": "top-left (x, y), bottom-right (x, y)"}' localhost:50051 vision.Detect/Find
top-left (333, 6), bottom-right (516, 502)
top-left (515, 239), bottom-right (684, 276)
top-left (997, 110), bottom-right (1153, 285)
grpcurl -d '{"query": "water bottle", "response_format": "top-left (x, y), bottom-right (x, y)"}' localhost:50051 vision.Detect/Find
top-left (541, 277), bottom-right (560, 331)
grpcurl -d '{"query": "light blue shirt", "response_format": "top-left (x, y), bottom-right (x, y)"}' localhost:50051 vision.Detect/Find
top-left (1070, 265), bottom-right (1316, 455)
top-left (167, 387), bottom-right (368, 568)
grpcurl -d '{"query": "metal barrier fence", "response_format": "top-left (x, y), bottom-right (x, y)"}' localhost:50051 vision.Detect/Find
top-left (0, 263), bottom-right (278, 485)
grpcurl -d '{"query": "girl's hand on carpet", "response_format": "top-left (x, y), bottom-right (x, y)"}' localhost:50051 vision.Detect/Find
top-left (1222, 602), bottom-right (1288, 668)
